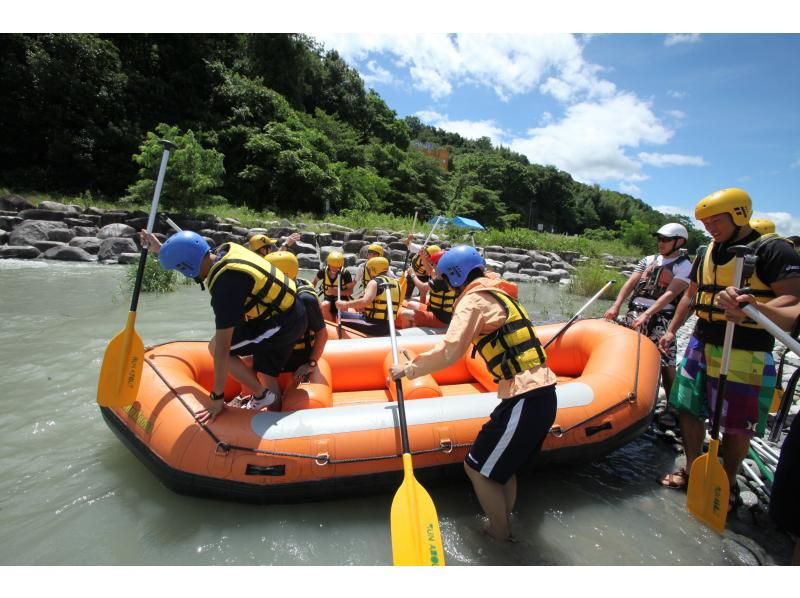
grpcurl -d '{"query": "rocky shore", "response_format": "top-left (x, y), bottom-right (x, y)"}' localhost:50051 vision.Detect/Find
top-left (0, 194), bottom-right (641, 283)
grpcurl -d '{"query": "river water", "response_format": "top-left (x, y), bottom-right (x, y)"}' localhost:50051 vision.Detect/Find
top-left (0, 259), bottom-right (794, 569)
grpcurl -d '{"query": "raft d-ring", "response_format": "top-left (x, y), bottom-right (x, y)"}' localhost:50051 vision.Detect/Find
top-left (214, 442), bottom-right (230, 455)
top-left (626, 392), bottom-right (637, 404)
top-left (440, 439), bottom-right (453, 454)
top-left (549, 425), bottom-right (564, 438)
top-left (315, 453), bottom-right (330, 466)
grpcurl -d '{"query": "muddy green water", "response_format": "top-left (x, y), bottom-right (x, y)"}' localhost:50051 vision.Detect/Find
top-left (0, 259), bottom-right (792, 566)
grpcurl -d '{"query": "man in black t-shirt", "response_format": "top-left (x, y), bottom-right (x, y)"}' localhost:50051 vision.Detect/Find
top-left (657, 189), bottom-right (800, 516)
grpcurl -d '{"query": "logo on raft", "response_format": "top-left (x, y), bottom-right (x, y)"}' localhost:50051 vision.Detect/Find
top-left (123, 404), bottom-right (154, 434)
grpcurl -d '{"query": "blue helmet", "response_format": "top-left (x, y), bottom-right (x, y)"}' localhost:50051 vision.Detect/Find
top-left (436, 245), bottom-right (485, 287)
top-left (158, 231), bottom-right (210, 278)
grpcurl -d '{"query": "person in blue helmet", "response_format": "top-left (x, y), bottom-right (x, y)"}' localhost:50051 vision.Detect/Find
top-left (389, 245), bottom-right (557, 541)
top-left (140, 230), bottom-right (307, 422)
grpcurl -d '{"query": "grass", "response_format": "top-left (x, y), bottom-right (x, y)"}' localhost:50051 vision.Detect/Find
top-left (568, 259), bottom-right (628, 298)
top-left (124, 254), bottom-right (189, 294)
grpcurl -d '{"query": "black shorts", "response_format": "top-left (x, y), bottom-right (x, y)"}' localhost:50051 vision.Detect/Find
top-left (230, 300), bottom-right (307, 376)
top-left (770, 414), bottom-right (800, 537)
top-left (465, 384), bottom-right (557, 483)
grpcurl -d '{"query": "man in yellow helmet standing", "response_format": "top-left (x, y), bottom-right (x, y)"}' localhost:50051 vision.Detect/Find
top-left (656, 189), bottom-right (800, 518)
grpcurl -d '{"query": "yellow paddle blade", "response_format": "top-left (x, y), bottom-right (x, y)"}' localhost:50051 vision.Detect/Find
top-left (686, 439), bottom-right (730, 534)
top-left (96, 311), bottom-right (145, 408)
top-left (390, 454), bottom-right (445, 566)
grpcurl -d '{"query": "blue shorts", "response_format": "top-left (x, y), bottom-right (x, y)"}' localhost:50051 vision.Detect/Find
top-left (465, 385), bottom-right (557, 483)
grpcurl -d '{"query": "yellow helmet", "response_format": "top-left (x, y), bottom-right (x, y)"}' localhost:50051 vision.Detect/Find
top-left (366, 244), bottom-right (385, 257)
top-left (426, 244), bottom-right (441, 255)
top-left (248, 234), bottom-right (275, 252)
top-left (694, 188), bottom-right (752, 226)
top-left (366, 256), bottom-right (389, 278)
top-left (749, 218), bottom-right (775, 235)
top-left (326, 250), bottom-right (344, 268)
top-left (264, 250), bottom-right (298, 279)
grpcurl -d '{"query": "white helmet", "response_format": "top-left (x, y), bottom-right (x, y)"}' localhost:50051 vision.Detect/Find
top-left (655, 223), bottom-right (688, 240)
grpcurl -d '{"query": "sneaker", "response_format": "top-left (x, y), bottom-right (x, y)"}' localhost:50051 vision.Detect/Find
top-left (247, 390), bottom-right (276, 411)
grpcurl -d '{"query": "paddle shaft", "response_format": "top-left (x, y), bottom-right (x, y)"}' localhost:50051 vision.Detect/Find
top-left (336, 272), bottom-right (343, 340)
top-left (130, 139), bottom-right (176, 312)
top-left (741, 304), bottom-right (800, 356)
top-left (709, 250), bottom-right (748, 440)
top-left (421, 216), bottom-right (442, 248)
top-left (385, 286), bottom-right (411, 453)
top-left (544, 280), bottom-right (616, 349)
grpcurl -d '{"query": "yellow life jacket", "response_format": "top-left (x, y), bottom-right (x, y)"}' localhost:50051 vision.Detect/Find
top-left (293, 277), bottom-right (318, 353)
top-left (410, 254), bottom-right (428, 277)
top-left (462, 279), bottom-right (546, 381)
top-left (364, 275), bottom-right (400, 321)
top-left (321, 267), bottom-right (351, 299)
top-left (427, 284), bottom-right (457, 321)
top-left (692, 233), bottom-right (786, 328)
top-left (206, 243), bottom-right (297, 322)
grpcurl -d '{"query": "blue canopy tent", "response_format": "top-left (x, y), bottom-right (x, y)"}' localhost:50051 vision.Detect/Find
top-left (426, 216), bottom-right (485, 230)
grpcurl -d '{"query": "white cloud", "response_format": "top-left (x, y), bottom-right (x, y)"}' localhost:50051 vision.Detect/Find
top-left (638, 152), bottom-right (708, 167)
top-left (415, 110), bottom-right (508, 147)
top-left (314, 33), bottom-right (615, 102)
top-left (509, 93), bottom-right (671, 184)
top-left (362, 60), bottom-right (394, 86)
top-left (667, 90), bottom-right (687, 99)
top-left (665, 34), bottom-right (702, 46)
top-left (654, 204), bottom-right (707, 233)
top-left (665, 109), bottom-right (686, 120)
top-left (619, 182), bottom-right (641, 196)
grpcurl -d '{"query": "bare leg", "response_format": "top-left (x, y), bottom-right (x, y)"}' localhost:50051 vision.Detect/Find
top-left (661, 366), bottom-right (676, 401)
top-left (504, 474), bottom-right (517, 516)
top-left (464, 463), bottom-right (512, 540)
top-left (678, 412), bottom-right (706, 472)
top-left (720, 433), bottom-right (751, 484)
top-left (208, 338), bottom-right (264, 392)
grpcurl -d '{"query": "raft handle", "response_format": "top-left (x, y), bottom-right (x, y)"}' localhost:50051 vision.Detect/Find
top-left (214, 442), bottom-right (231, 455)
top-left (549, 425), bottom-right (564, 438)
top-left (245, 464), bottom-right (286, 476)
top-left (440, 439), bottom-right (453, 454)
top-left (585, 421), bottom-right (613, 437)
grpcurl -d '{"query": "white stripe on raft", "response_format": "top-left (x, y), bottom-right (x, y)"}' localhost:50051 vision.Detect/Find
top-left (251, 381), bottom-right (595, 440)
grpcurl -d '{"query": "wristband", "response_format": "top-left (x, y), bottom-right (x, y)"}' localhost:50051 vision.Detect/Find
top-left (308, 359), bottom-right (317, 368)
top-left (210, 391), bottom-right (225, 401)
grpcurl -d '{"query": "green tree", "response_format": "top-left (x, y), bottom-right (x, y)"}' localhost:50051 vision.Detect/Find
top-left (127, 124), bottom-right (225, 211)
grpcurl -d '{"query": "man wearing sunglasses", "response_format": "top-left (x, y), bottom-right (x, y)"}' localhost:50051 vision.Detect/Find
top-left (604, 222), bottom-right (692, 403)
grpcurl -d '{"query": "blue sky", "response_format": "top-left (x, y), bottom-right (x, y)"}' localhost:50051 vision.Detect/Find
top-left (312, 32), bottom-right (800, 235)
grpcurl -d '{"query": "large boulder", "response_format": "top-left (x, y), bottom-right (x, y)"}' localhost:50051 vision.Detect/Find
top-left (47, 227), bottom-right (75, 242)
top-left (98, 223), bottom-right (137, 239)
top-left (98, 237), bottom-right (138, 260)
top-left (0, 215), bottom-right (22, 231)
top-left (39, 200), bottom-right (80, 213)
top-left (287, 240), bottom-right (317, 255)
top-left (43, 246), bottom-right (96, 262)
top-left (9, 220), bottom-right (69, 245)
top-left (99, 211), bottom-right (132, 226)
top-left (69, 237), bottom-right (102, 254)
top-left (297, 253), bottom-right (322, 270)
top-left (502, 272), bottom-right (532, 283)
top-left (18, 208), bottom-right (67, 222)
top-left (117, 253), bottom-right (142, 265)
top-left (33, 240), bottom-right (68, 252)
top-left (0, 245), bottom-right (41, 259)
top-left (0, 230), bottom-right (7, 245)
top-left (0, 194), bottom-right (34, 211)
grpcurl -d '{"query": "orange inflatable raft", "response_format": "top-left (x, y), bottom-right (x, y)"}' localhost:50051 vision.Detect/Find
top-left (100, 319), bottom-right (661, 502)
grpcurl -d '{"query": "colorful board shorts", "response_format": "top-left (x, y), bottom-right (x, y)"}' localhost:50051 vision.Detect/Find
top-left (669, 335), bottom-right (776, 436)
top-left (623, 309), bottom-right (676, 368)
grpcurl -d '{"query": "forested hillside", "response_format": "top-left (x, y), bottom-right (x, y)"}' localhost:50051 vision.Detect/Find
top-left (0, 33), bottom-right (705, 249)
